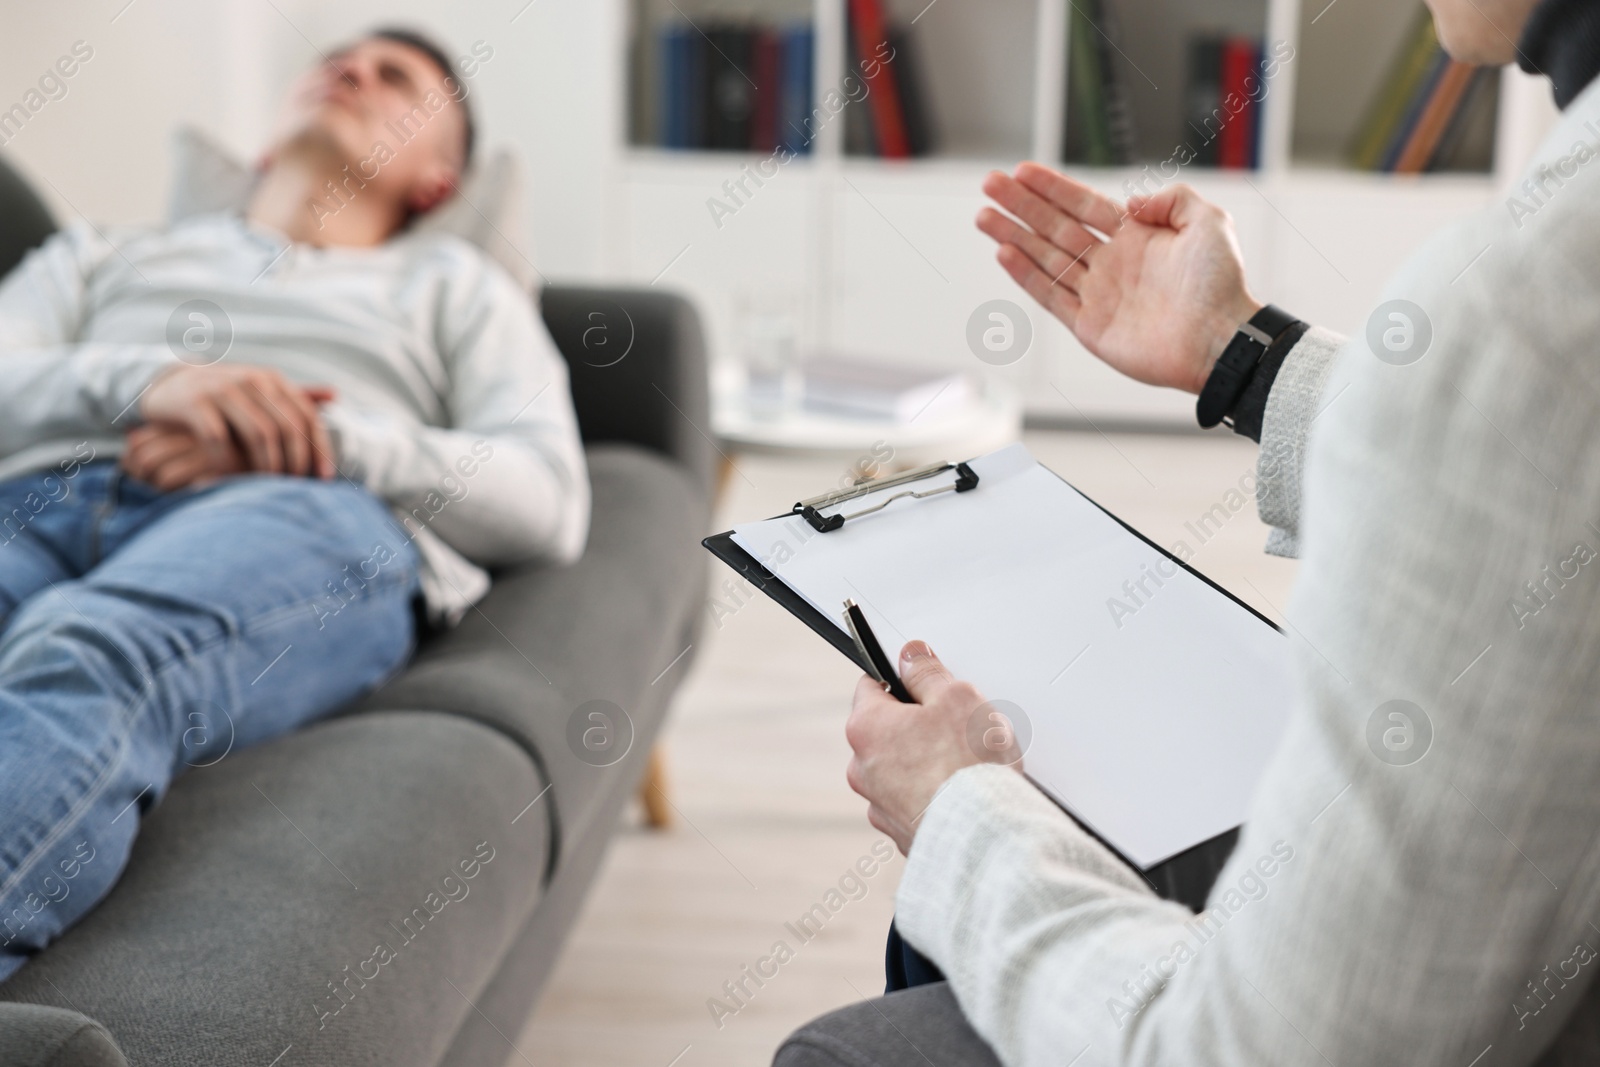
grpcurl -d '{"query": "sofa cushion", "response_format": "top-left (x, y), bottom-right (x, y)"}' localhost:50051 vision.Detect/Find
top-left (1, 712), bottom-right (549, 1067)
top-left (350, 443), bottom-right (708, 874)
top-left (0, 1004), bottom-right (126, 1067)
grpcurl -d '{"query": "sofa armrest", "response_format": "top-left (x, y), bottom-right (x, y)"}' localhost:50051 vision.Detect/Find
top-left (0, 1004), bottom-right (127, 1067)
top-left (539, 285), bottom-right (715, 503)
top-left (0, 154), bottom-right (58, 280)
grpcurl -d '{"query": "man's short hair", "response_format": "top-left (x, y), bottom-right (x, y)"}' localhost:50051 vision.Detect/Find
top-left (369, 27), bottom-right (476, 168)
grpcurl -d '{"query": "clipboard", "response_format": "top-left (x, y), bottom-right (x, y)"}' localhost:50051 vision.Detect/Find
top-left (702, 444), bottom-right (1291, 896)
top-left (703, 460), bottom-right (988, 676)
top-left (703, 457), bottom-right (1278, 661)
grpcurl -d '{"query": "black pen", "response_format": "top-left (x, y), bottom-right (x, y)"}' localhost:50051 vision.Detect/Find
top-left (843, 598), bottom-right (913, 703)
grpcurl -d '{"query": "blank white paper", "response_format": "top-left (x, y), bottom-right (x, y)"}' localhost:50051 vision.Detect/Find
top-left (730, 443), bottom-right (1294, 869)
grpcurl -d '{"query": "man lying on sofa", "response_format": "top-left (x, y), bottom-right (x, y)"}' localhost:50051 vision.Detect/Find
top-left (0, 29), bottom-right (588, 983)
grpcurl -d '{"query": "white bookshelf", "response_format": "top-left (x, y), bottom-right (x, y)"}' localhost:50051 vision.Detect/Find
top-left (603, 0), bottom-right (1560, 425)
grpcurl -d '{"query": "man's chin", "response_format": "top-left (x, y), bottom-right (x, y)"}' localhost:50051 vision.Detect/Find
top-left (274, 117), bottom-right (367, 167)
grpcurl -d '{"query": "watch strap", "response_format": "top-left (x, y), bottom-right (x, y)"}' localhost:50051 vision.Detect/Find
top-left (1229, 319), bottom-right (1310, 442)
top-left (1196, 304), bottom-right (1303, 429)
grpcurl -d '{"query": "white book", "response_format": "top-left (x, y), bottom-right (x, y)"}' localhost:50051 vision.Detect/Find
top-left (801, 357), bottom-right (972, 424)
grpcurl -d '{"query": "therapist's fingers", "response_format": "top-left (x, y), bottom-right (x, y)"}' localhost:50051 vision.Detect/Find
top-left (899, 641), bottom-right (956, 703)
top-left (977, 206), bottom-right (1094, 288)
top-left (995, 243), bottom-right (1083, 330)
top-left (1013, 161), bottom-right (1126, 235)
top-left (983, 171), bottom-right (1109, 261)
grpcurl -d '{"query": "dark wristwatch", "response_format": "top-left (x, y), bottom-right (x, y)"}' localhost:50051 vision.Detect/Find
top-left (1196, 304), bottom-right (1305, 429)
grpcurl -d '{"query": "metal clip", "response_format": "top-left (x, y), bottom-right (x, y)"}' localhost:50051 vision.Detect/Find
top-left (793, 461), bottom-right (979, 533)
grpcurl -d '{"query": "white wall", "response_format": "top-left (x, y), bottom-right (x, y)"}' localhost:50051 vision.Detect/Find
top-left (0, 0), bottom-right (617, 280)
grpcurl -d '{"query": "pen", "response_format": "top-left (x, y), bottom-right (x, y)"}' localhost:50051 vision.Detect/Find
top-left (843, 598), bottom-right (913, 703)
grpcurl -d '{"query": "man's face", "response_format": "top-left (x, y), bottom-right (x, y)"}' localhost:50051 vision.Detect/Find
top-left (1424, 0), bottom-right (1541, 65)
top-left (275, 36), bottom-right (467, 217)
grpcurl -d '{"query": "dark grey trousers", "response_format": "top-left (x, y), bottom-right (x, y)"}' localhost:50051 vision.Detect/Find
top-left (774, 983), bottom-right (1000, 1067)
top-left (774, 826), bottom-right (1241, 1064)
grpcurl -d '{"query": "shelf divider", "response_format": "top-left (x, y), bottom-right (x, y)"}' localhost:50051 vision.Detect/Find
top-left (1261, 0), bottom-right (1302, 177)
top-left (1031, 0), bottom-right (1069, 164)
top-left (813, 0), bottom-right (846, 162)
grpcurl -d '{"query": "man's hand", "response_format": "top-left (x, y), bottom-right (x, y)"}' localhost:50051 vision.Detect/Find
top-left (122, 423), bottom-right (249, 491)
top-left (977, 163), bottom-right (1262, 395)
top-left (140, 365), bottom-right (337, 478)
top-left (845, 641), bottom-right (1025, 856)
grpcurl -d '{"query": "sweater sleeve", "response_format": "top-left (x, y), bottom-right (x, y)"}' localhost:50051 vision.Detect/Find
top-left (321, 253), bottom-right (590, 567)
top-left (0, 223), bottom-right (179, 459)
top-left (1253, 326), bottom-right (1345, 559)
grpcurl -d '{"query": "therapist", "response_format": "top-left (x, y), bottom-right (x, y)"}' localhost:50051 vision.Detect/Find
top-left (776, 0), bottom-right (1600, 1064)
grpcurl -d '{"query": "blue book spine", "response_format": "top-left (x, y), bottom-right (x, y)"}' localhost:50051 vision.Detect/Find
top-left (683, 25), bottom-right (706, 149)
top-left (778, 24), bottom-right (815, 155)
top-left (661, 24), bottom-right (686, 148)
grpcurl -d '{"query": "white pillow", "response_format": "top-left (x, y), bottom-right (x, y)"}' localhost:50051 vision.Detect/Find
top-left (168, 125), bottom-right (539, 291)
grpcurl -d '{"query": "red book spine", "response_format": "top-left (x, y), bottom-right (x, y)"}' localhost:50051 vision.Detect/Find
top-left (847, 0), bottom-right (910, 158)
top-left (750, 29), bottom-right (781, 152)
top-left (1218, 39), bottom-right (1254, 170)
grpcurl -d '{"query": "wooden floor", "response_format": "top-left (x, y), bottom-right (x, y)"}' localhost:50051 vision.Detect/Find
top-left (518, 429), bottom-right (1300, 1067)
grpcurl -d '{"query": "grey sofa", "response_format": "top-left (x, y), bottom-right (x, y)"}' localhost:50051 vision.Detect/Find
top-left (0, 155), bottom-right (712, 1067)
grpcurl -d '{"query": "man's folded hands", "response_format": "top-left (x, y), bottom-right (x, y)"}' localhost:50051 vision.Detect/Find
top-left (123, 364), bottom-right (337, 490)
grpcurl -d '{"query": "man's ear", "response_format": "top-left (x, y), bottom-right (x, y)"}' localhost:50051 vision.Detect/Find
top-left (405, 163), bottom-right (459, 216)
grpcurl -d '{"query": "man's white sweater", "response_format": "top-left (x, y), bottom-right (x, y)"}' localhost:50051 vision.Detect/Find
top-left (0, 213), bottom-right (590, 623)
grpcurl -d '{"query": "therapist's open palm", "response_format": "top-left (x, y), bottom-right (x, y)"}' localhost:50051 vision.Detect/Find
top-left (846, 641), bottom-right (1024, 856)
top-left (977, 163), bottom-right (1261, 395)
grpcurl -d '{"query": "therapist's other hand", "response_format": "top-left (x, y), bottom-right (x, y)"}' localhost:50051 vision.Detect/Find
top-left (977, 163), bottom-right (1261, 395)
top-left (846, 641), bottom-right (1025, 856)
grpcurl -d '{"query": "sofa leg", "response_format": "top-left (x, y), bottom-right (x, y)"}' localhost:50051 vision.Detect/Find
top-left (639, 744), bottom-right (673, 829)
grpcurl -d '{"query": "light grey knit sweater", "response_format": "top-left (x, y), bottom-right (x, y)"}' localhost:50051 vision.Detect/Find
top-left (0, 213), bottom-right (590, 623)
top-left (895, 77), bottom-right (1600, 1067)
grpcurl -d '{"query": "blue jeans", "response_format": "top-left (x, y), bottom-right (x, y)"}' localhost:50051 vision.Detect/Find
top-left (0, 461), bottom-right (420, 982)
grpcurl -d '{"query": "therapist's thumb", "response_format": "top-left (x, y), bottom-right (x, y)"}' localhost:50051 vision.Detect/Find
top-left (899, 641), bottom-right (954, 702)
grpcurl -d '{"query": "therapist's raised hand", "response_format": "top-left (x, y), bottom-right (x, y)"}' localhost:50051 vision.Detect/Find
top-left (846, 641), bottom-right (1025, 856)
top-left (977, 163), bottom-right (1261, 395)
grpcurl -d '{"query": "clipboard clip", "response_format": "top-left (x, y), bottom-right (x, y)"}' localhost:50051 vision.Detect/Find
top-left (793, 460), bottom-right (979, 533)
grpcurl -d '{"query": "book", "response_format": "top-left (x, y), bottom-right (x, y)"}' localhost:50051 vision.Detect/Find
top-left (848, 0), bottom-right (911, 158)
top-left (1249, 43), bottom-right (1265, 168)
top-left (1429, 66), bottom-right (1498, 171)
top-left (659, 23), bottom-right (698, 149)
top-left (1349, 6), bottom-right (1441, 170)
top-left (1217, 38), bottom-right (1258, 170)
top-left (685, 25), bottom-right (708, 149)
top-left (1183, 36), bottom-right (1223, 167)
top-left (1067, 0), bottom-right (1113, 165)
top-left (1393, 58), bottom-right (1478, 173)
top-left (843, 14), bottom-right (877, 156)
top-left (1378, 46), bottom-right (1450, 171)
top-left (704, 25), bottom-right (755, 150)
top-left (778, 23), bottom-right (815, 155)
top-left (801, 358), bottom-right (972, 424)
top-left (887, 26), bottom-right (936, 157)
top-left (750, 28), bottom-right (782, 153)
top-left (1091, 0), bottom-right (1137, 165)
